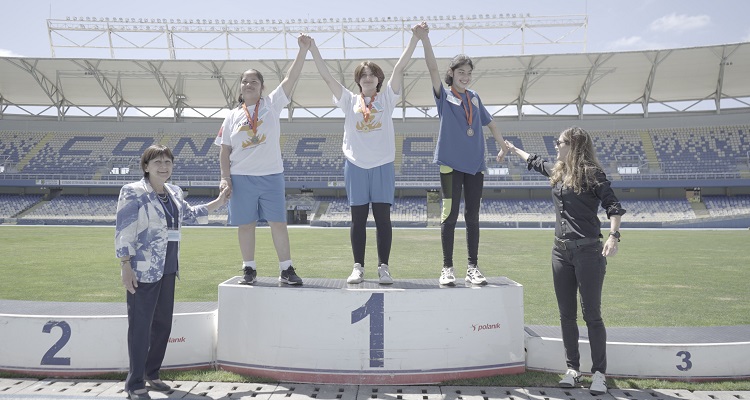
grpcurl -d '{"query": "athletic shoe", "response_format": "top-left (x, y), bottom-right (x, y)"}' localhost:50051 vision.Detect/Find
top-left (242, 266), bottom-right (257, 284)
top-left (347, 263), bottom-right (364, 284)
top-left (558, 368), bottom-right (581, 387)
top-left (146, 379), bottom-right (171, 392)
top-left (126, 388), bottom-right (151, 400)
top-left (589, 371), bottom-right (607, 395)
top-left (439, 267), bottom-right (456, 286)
top-left (378, 264), bottom-right (394, 285)
top-left (279, 266), bottom-right (303, 285)
top-left (465, 264), bottom-right (488, 285)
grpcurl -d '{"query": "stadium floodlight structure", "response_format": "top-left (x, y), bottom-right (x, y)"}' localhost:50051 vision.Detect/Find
top-left (46, 13), bottom-right (588, 60)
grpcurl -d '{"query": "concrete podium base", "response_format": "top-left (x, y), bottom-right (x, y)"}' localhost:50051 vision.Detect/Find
top-left (216, 277), bottom-right (526, 384)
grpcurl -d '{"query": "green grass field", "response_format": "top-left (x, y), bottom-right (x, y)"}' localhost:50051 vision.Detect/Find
top-left (2, 226), bottom-right (747, 327)
top-left (1, 225), bottom-right (749, 389)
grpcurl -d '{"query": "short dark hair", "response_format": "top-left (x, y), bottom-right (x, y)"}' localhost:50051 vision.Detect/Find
top-left (444, 54), bottom-right (474, 86)
top-left (140, 144), bottom-right (174, 178)
top-left (237, 69), bottom-right (265, 104)
top-left (353, 61), bottom-right (385, 93)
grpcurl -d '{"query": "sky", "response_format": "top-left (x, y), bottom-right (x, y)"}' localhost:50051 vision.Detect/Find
top-left (0, 0), bottom-right (748, 59)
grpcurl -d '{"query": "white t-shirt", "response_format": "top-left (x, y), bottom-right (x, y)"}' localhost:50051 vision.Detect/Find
top-left (335, 82), bottom-right (399, 169)
top-left (214, 86), bottom-right (289, 176)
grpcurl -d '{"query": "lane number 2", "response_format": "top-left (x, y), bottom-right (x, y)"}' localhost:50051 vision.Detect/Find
top-left (41, 320), bottom-right (71, 366)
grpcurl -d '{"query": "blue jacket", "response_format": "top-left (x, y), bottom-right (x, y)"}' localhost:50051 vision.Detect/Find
top-left (115, 178), bottom-right (209, 283)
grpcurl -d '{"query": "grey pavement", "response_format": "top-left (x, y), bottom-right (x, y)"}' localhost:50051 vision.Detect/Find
top-left (0, 378), bottom-right (747, 400)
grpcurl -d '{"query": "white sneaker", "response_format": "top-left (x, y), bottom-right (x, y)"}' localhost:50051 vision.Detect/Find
top-left (347, 263), bottom-right (364, 284)
top-left (589, 371), bottom-right (607, 395)
top-left (465, 264), bottom-right (487, 285)
top-left (378, 264), bottom-right (393, 285)
top-left (558, 368), bottom-right (581, 387)
top-left (439, 267), bottom-right (456, 286)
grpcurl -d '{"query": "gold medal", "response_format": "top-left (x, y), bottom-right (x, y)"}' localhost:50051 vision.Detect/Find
top-left (467, 127), bottom-right (474, 136)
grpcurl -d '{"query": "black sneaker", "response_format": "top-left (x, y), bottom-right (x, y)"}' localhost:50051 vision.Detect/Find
top-left (242, 266), bottom-right (257, 284)
top-left (279, 266), bottom-right (303, 285)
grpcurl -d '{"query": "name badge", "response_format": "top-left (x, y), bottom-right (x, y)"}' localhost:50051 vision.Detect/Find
top-left (168, 229), bottom-right (181, 242)
top-left (447, 94), bottom-right (462, 106)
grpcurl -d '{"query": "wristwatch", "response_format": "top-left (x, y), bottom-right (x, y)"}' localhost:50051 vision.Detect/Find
top-left (609, 231), bottom-right (621, 242)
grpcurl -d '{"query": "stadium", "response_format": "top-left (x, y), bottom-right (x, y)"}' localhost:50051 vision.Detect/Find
top-left (1, 14), bottom-right (749, 227)
top-left (1, 9), bottom-right (750, 394)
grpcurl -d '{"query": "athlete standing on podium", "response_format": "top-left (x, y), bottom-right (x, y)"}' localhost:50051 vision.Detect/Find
top-left (215, 34), bottom-right (311, 286)
top-left (307, 24), bottom-right (424, 285)
top-left (415, 23), bottom-right (509, 287)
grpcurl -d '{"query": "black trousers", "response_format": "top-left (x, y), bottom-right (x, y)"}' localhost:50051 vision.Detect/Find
top-left (551, 241), bottom-right (607, 374)
top-left (350, 203), bottom-right (392, 267)
top-left (440, 169), bottom-right (484, 267)
top-left (125, 273), bottom-right (176, 391)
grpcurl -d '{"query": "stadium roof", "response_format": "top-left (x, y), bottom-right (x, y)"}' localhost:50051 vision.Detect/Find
top-left (0, 42), bottom-right (748, 120)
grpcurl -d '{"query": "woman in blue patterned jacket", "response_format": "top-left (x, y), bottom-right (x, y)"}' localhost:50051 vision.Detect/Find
top-left (115, 144), bottom-right (227, 400)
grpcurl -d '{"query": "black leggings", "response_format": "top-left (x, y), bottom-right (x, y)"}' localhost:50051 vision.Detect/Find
top-left (350, 202), bottom-right (392, 267)
top-left (440, 169), bottom-right (483, 267)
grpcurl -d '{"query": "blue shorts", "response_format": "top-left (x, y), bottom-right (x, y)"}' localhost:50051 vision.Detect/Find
top-left (343, 160), bottom-right (395, 206)
top-left (227, 173), bottom-right (287, 225)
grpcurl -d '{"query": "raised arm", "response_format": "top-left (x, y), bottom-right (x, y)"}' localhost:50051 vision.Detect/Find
top-left (413, 22), bottom-right (442, 97)
top-left (388, 24), bottom-right (422, 94)
top-left (309, 37), bottom-right (343, 100)
top-left (280, 33), bottom-right (312, 98)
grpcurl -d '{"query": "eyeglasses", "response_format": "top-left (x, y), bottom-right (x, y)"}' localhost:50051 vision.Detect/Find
top-left (554, 139), bottom-right (569, 146)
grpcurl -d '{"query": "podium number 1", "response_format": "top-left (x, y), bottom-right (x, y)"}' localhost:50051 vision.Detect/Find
top-left (351, 293), bottom-right (384, 368)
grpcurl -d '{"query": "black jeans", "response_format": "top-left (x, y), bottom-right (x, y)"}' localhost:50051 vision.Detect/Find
top-left (551, 241), bottom-right (607, 374)
top-left (440, 169), bottom-right (483, 267)
top-left (125, 273), bottom-right (176, 391)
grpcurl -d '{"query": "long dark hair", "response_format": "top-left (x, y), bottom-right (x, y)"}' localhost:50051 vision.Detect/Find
top-left (444, 54), bottom-right (474, 86)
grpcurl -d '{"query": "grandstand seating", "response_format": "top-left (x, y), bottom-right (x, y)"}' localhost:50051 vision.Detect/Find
top-left (651, 126), bottom-right (749, 176)
top-left (703, 195), bottom-right (750, 217)
top-left (1, 193), bottom-right (747, 226)
top-left (2, 124), bottom-right (748, 180)
top-left (0, 131), bottom-right (46, 166)
top-left (0, 194), bottom-right (43, 218)
top-left (282, 135), bottom-right (344, 177)
top-left (22, 195), bottom-right (118, 222)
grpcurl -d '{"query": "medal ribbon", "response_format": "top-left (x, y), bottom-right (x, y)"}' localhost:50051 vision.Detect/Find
top-left (450, 87), bottom-right (473, 128)
top-left (241, 99), bottom-right (261, 133)
top-left (359, 92), bottom-right (377, 122)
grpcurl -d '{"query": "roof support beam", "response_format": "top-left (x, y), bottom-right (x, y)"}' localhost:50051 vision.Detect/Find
top-left (74, 60), bottom-right (127, 121)
top-left (135, 61), bottom-right (184, 121)
top-left (517, 56), bottom-right (547, 120)
top-left (713, 44), bottom-right (739, 115)
top-left (576, 53), bottom-right (613, 119)
top-left (5, 58), bottom-right (68, 121)
top-left (641, 50), bottom-right (671, 118)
